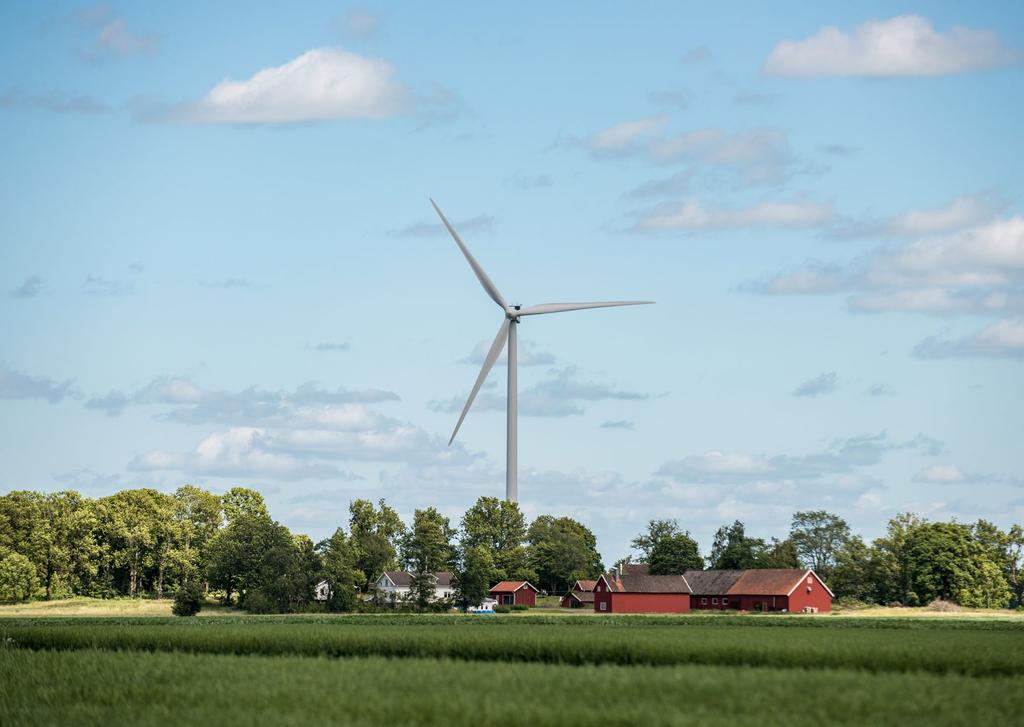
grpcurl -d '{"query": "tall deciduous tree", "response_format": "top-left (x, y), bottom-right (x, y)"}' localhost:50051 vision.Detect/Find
top-left (402, 507), bottom-right (456, 609)
top-left (527, 515), bottom-right (601, 594)
top-left (709, 521), bottom-right (765, 570)
top-left (790, 510), bottom-right (851, 579)
top-left (349, 498), bottom-right (406, 589)
top-left (318, 528), bottom-right (365, 612)
top-left (453, 544), bottom-right (496, 611)
top-left (633, 520), bottom-right (703, 574)
top-left (460, 496), bottom-right (530, 582)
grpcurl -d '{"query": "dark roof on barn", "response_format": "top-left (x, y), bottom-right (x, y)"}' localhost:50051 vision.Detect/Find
top-left (599, 565), bottom-right (691, 594)
top-left (564, 590), bottom-right (596, 604)
top-left (573, 579), bottom-right (597, 592)
top-left (489, 580), bottom-right (539, 593)
top-left (683, 570), bottom-right (745, 595)
top-left (727, 569), bottom-right (811, 596)
top-left (380, 570), bottom-right (452, 587)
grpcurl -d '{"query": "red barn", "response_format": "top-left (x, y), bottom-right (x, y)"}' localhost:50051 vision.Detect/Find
top-left (685, 568), bottom-right (833, 613)
top-left (729, 569), bottom-right (833, 613)
top-left (593, 563), bottom-right (691, 613)
top-left (561, 579), bottom-right (597, 608)
top-left (684, 569), bottom-right (744, 610)
top-left (488, 580), bottom-right (539, 606)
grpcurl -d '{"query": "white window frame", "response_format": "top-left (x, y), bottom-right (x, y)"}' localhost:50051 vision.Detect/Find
top-left (701, 597), bottom-right (707, 605)
top-left (599, 601), bottom-right (607, 611)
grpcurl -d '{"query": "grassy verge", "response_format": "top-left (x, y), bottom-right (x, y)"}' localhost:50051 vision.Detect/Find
top-left (0, 597), bottom-right (240, 618)
top-left (4, 617), bottom-right (1022, 676)
top-left (1, 648), bottom-right (1020, 727)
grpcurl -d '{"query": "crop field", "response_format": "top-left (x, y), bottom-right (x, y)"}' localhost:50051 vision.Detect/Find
top-left (3, 614), bottom-right (1022, 726)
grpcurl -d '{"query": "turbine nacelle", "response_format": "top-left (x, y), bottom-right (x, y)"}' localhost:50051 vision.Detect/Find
top-left (431, 198), bottom-right (654, 502)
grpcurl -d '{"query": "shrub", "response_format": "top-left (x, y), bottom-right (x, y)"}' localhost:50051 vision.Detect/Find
top-left (926, 599), bottom-right (960, 613)
top-left (0, 552), bottom-right (38, 603)
top-left (242, 590), bottom-right (278, 615)
top-left (493, 604), bottom-right (511, 613)
top-left (510, 604), bottom-right (529, 611)
top-left (172, 583), bottom-right (204, 617)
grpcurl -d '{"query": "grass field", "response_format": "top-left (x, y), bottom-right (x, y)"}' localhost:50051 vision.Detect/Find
top-left (2, 610), bottom-right (1022, 725)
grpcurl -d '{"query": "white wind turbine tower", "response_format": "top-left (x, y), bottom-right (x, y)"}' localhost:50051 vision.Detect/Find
top-left (432, 199), bottom-right (653, 503)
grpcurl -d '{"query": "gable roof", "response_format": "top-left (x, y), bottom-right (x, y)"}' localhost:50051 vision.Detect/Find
top-left (598, 567), bottom-right (691, 594)
top-left (683, 569), bottom-right (745, 596)
top-left (563, 591), bottom-right (595, 603)
top-left (727, 569), bottom-right (833, 597)
top-left (572, 579), bottom-right (597, 592)
top-left (488, 580), bottom-right (539, 593)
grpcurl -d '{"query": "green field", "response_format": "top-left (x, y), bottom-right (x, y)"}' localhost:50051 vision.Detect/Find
top-left (3, 614), bottom-right (1022, 726)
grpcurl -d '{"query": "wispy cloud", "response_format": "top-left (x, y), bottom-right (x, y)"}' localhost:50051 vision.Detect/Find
top-left (76, 6), bottom-right (160, 61)
top-left (913, 318), bottom-right (1024, 360)
top-left (198, 278), bottom-right (260, 289)
top-left (332, 7), bottom-right (381, 39)
top-left (9, 275), bottom-right (43, 298)
top-left (632, 199), bottom-right (833, 232)
top-left (0, 90), bottom-right (111, 114)
top-left (764, 15), bottom-right (1017, 77)
top-left (391, 214), bottom-right (495, 238)
top-left (680, 47), bottom-right (711, 65)
top-left (792, 371), bottom-right (838, 397)
top-left (0, 364), bottom-right (76, 403)
top-left (82, 274), bottom-right (132, 296)
top-left (601, 420), bottom-right (635, 430)
top-left (312, 342), bottom-right (351, 353)
top-left (460, 339), bottom-right (554, 367)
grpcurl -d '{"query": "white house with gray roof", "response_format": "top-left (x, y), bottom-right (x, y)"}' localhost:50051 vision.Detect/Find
top-left (374, 570), bottom-right (455, 602)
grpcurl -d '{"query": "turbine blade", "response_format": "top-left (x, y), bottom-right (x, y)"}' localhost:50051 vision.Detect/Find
top-left (517, 301), bottom-right (655, 316)
top-left (431, 199), bottom-right (508, 311)
top-left (449, 318), bottom-right (510, 446)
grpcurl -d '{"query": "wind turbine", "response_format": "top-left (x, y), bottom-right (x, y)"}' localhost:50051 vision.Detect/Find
top-left (432, 199), bottom-right (653, 503)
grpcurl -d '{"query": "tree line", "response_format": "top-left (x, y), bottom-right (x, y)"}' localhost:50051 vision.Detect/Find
top-left (631, 512), bottom-right (1023, 609)
top-left (1, 488), bottom-right (1020, 610)
top-left (0, 487), bottom-right (601, 612)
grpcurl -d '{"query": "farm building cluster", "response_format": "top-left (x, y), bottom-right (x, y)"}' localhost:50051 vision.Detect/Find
top-left (567, 564), bottom-right (833, 613)
top-left (316, 564), bottom-right (832, 613)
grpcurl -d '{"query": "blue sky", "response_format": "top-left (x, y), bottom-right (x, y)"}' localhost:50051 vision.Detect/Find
top-left (2, 1), bottom-right (1023, 562)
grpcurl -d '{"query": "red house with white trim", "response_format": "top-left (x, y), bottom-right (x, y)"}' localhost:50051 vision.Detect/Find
top-left (592, 563), bottom-right (691, 613)
top-left (561, 579), bottom-right (597, 608)
top-left (488, 580), bottom-right (539, 606)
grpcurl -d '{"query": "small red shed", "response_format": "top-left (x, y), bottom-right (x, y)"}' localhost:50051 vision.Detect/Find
top-left (488, 580), bottom-right (539, 606)
top-left (593, 563), bottom-right (691, 614)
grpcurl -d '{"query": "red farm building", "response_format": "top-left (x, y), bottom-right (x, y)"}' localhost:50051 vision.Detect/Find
top-left (488, 580), bottom-right (539, 606)
top-left (593, 563), bottom-right (692, 613)
top-left (561, 579), bottom-right (597, 608)
top-left (685, 568), bottom-right (834, 613)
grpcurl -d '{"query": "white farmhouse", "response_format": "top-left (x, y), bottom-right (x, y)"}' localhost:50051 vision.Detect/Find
top-left (375, 570), bottom-right (454, 602)
top-left (313, 579), bottom-right (331, 601)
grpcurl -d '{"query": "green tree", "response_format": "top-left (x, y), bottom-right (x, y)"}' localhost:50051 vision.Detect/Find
top-left (207, 504), bottom-right (275, 605)
top-left (790, 510), bottom-right (851, 580)
top-left (401, 507), bottom-right (456, 609)
top-left (527, 515), bottom-right (601, 594)
top-left (709, 521), bottom-right (766, 569)
top-left (349, 498), bottom-right (406, 588)
top-left (870, 513), bottom-right (925, 605)
top-left (829, 536), bottom-right (874, 601)
top-left (170, 485), bottom-right (222, 588)
top-left (318, 528), bottom-right (365, 612)
top-left (453, 544), bottom-right (496, 610)
top-left (460, 496), bottom-right (531, 582)
top-left (754, 538), bottom-right (801, 568)
top-left (1007, 524), bottom-right (1024, 608)
top-left (0, 551), bottom-right (39, 602)
top-left (100, 489), bottom-right (173, 597)
top-left (222, 487), bottom-right (268, 523)
top-left (632, 519), bottom-right (703, 574)
top-left (904, 521), bottom-right (1007, 605)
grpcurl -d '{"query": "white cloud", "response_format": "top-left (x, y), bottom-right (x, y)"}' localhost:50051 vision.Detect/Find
top-left (461, 339), bottom-right (555, 367)
top-left (833, 194), bottom-right (1005, 239)
top-left (587, 115), bottom-right (668, 155)
top-left (177, 49), bottom-right (408, 124)
top-left (914, 464), bottom-right (967, 483)
top-left (764, 15), bottom-right (1016, 77)
top-left (391, 214), bottom-right (496, 239)
top-left (914, 318), bottom-right (1024, 359)
top-left (750, 214), bottom-right (1024, 317)
top-left (76, 7), bottom-right (160, 61)
top-left (633, 199), bottom-right (833, 232)
top-left (9, 275), bottom-right (44, 298)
